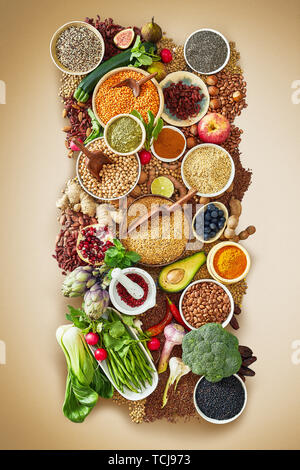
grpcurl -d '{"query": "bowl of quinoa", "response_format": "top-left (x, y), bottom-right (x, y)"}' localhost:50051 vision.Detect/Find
top-left (121, 195), bottom-right (190, 266)
top-left (181, 143), bottom-right (235, 197)
top-left (76, 137), bottom-right (141, 201)
top-left (50, 21), bottom-right (105, 75)
top-left (92, 67), bottom-right (164, 127)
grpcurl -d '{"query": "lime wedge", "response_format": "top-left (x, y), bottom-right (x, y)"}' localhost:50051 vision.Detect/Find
top-left (151, 176), bottom-right (174, 198)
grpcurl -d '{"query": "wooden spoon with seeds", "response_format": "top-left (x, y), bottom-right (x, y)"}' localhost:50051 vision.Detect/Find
top-left (73, 139), bottom-right (113, 181)
top-left (110, 72), bottom-right (158, 98)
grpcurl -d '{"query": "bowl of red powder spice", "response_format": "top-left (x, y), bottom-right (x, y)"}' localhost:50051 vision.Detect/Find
top-left (207, 241), bottom-right (251, 285)
top-left (151, 125), bottom-right (186, 162)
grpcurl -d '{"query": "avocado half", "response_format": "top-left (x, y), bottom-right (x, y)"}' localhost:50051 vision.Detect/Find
top-left (158, 252), bottom-right (206, 293)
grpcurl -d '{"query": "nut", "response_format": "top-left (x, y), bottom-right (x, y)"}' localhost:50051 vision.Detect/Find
top-left (208, 86), bottom-right (219, 96)
top-left (206, 75), bottom-right (218, 86)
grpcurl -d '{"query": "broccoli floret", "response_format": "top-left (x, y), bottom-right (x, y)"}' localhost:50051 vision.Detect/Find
top-left (182, 323), bottom-right (242, 382)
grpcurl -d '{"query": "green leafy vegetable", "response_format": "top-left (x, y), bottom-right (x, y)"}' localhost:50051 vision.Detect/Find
top-left (129, 36), bottom-right (160, 68)
top-left (84, 109), bottom-right (103, 144)
top-left (182, 323), bottom-right (242, 383)
top-left (56, 325), bottom-right (113, 423)
top-left (131, 109), bottom-right (163, 150)
top-left (104, 239), bottom-right (141, 270)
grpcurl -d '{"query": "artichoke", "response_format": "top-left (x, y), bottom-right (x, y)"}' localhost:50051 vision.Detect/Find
top-left (84, 283), bottom-right (109, 320)
top-left (62, 266), bottom-right (97, 297)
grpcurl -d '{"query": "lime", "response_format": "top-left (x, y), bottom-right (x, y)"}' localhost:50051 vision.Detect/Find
top-left (151, 177), bottom-right (174, 198)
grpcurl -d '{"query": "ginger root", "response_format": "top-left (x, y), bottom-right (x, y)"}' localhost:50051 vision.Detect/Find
top-left (56, 179), bottom-right (98, 217)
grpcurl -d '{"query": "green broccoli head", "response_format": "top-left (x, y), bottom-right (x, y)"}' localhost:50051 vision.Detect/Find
top-left (182, 323), bottom-right (242, 382)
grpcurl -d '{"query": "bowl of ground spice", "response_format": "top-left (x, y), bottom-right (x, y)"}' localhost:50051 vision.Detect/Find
top-left (194, 374), bottom-right (247, 424)
top-left (184, 29), bottom-right (230, 75)
top-left (151, 126), bottom-right (186, 162)
top-left (181, 143), bottom-right (235, 197)
top-left (207, 241), bottom-right (251, 284)
top-left (104, 114), bottom-right (146, 156)
top-left (93, 67), bottom-right (164, 127)
top-left (50, 21), bottom-right (105, 75)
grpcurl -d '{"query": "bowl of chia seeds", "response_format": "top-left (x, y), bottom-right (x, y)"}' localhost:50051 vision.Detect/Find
top-left (184, 29), bottom-right (230, 75)
top-left (193, 374), bottom-right (247, 424)
top-left (50, 21), bottom-right (105, 75)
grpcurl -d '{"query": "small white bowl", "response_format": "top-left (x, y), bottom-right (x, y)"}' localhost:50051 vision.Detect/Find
top-left (104, 114), bottom-right (146, 156)
top-left (109, 267), bottom-right (157, 315)
top-left (50, 21), bottom-right (105, 75)
top-left (181, 143), bottom-right (235, 198)
top-left (150, 126), bottom-right (187, 162)
top-left (207, 241), bottom-right (251, 285)
top-left (179, 279), bottom-right (234, 330)
top-left (192, 201), bottom-right (228, 244)
top-left (193, 374), bottom-right (247, 424)
top-left (184, 28), bottom-right (230, 75)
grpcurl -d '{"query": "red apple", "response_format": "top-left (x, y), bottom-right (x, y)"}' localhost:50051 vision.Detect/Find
top-left (198, 113), bottom-right (230, 144)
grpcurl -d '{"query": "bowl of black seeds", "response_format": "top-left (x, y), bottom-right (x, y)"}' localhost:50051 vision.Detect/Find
top-left (194, 374), bottom-right (247, 424)
top-left (184, 29), bottom-right (230, 75)
top-left (50, 21), bottom-right (105, 75)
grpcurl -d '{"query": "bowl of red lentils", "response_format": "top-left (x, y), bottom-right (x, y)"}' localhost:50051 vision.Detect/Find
top-left (92, 66), bottom-right (164, 127)
top-left (179, 279), bottom-right (234, 330)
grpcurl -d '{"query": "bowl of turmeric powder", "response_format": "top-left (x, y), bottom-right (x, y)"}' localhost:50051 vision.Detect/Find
top-left (151, 126), bottom-right (186, 162)
top-left (207, 241), bottom-right (251, 285)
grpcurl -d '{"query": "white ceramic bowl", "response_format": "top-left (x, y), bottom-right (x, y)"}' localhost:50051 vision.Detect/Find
top-left (193, 374), bottom-right (247, 424)
top-left (109, 267), bottom-right (157, 315)
top-left (207, 241), bottom-right (251, 285)
top-left (88, 308), bottom-right (158, 401)
top-left (184, 28), bottom-right (230, 75)
top-left (179, 279), bottom-right (234, 330)
top-left (76, 136), bottom-right (141, 201)
top-left (104, 113), bottom-right (146, 156)
top-left (150, 125), bottom-right (187, 162)
top-left (181, 143), bottom-right (235, 198)
top-left (50, 21), bottom-right (105, 75)
top-left (192, 201), bottom-right (228, 244)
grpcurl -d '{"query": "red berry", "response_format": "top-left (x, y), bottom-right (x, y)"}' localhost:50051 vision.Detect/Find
top-left (94, 348), bottom-right (108, 361)
top-left (139, 149), bottom-right (152, 165)
top-left (147, 337), bottom-right (161, 351)
top-left (160, 48), bottom-right (172, 63)
top-left (85, 332), bottom-right (99, 346)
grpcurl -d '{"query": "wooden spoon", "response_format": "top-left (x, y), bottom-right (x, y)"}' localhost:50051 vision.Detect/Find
top-left (126, 188), bottom-right (198, 235)
top-left (73, 139), bottom-right (113, 181)
top-left (110, 72), bottom-right (158, 98)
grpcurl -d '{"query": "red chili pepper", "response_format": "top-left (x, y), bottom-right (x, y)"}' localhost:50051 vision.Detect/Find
top-left (166, 296), bottom-right (190, 330)
top-left (145, 301), bottom-right (173, 337)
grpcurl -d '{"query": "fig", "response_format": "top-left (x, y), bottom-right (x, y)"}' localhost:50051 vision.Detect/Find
top-left (147, 61), bottom-right (166, 82)
top-left (76, 224), bottom-right (113, 266)
top-left (113, 28), bottom-right (135, 49)
top-left (141, 17), bottom-right (162, 43)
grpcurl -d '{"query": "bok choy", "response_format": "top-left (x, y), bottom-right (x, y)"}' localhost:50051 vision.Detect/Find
top-left (56, 325), bottom-right (113, 423)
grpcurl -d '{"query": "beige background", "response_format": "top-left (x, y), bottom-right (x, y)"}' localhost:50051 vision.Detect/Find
top-left (0, 0), bottom-right (300, 450)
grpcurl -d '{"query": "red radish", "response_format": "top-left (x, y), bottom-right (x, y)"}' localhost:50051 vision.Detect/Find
top-left (139, 149), bottom-right (152, 165)
top-left (69, 139), bottom-right (83, 151)
top-left (160, 49), bottom-right (173, 63)
top-left (94, 348), bottom-right (108, 361)
top-left (85, 332), bottom-right (99, 346)
top-left (147, 337), bottom-right (161, 351)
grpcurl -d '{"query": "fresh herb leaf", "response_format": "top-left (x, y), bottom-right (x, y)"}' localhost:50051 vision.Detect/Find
top-left (109, 320), bottom-right (126, 339)
top-left (152, 118), bottom-right (164, 141)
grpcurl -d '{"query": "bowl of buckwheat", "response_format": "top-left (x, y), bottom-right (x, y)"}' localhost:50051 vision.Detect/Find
top-left (76, 137), bottom-right (141, 201)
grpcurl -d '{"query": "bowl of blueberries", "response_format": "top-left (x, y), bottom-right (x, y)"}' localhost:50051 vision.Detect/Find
top-left (192, 202), bottom-right (228, 243)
